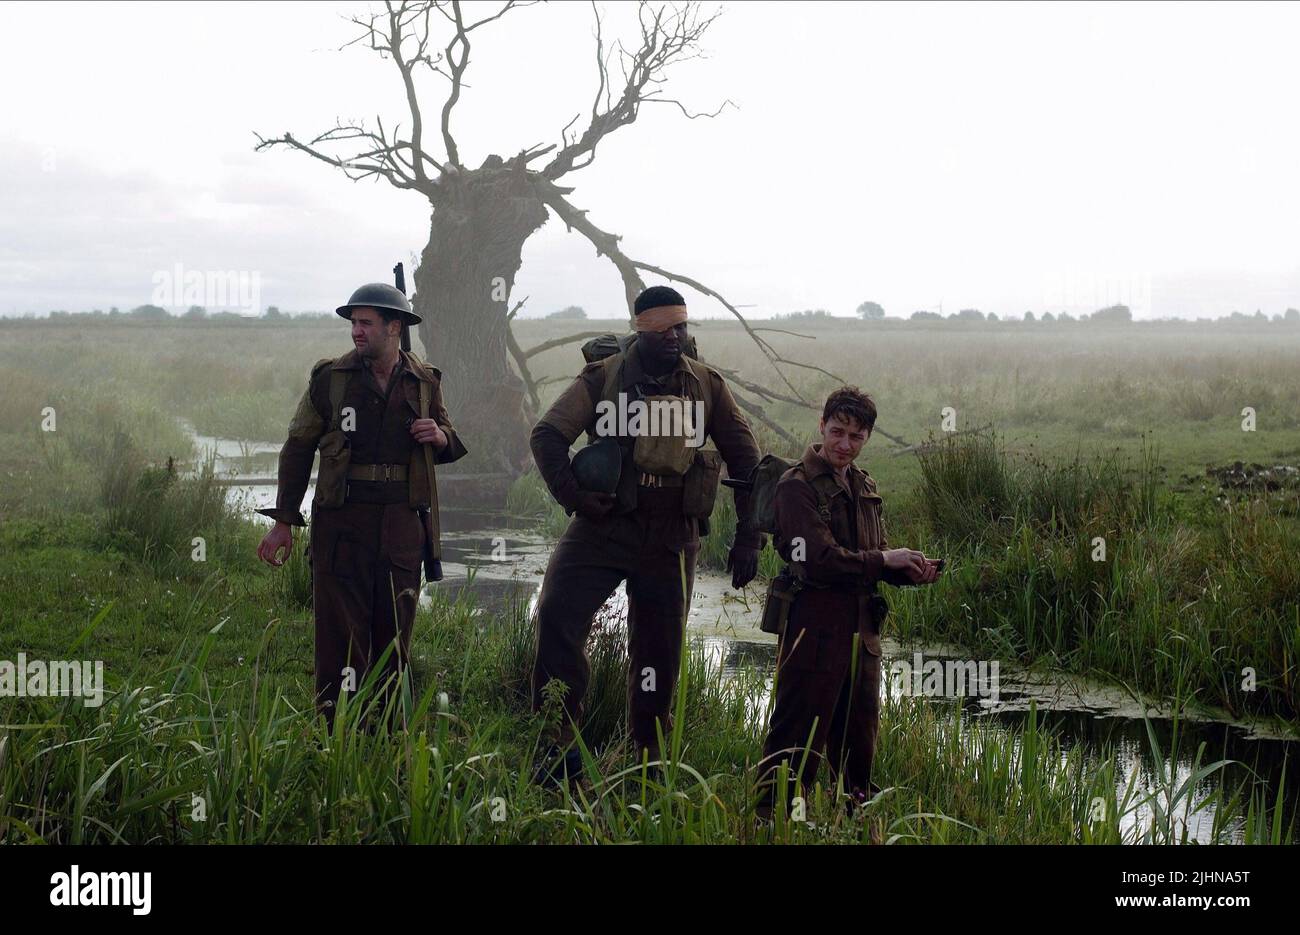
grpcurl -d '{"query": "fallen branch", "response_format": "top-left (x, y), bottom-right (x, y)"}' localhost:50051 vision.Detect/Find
top-left (520, 330), bottom-right (610, 359)
top-left (731, 389), bottom-right (799, 447)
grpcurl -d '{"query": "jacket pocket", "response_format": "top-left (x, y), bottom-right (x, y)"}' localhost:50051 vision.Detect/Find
top-left (858, 490), bottom-right (884, 549)
top-left (759, 573), bottom-right (800, 635)
top-left (681, 448), bottom-right (722, 519)
top-left (631, 394), bottom-right (697, 476)
top-left (315, 429), bottom-right (352, 508)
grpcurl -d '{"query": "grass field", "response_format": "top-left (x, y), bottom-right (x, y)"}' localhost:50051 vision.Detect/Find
top-left (1, 315), bottom-right (1297, 844)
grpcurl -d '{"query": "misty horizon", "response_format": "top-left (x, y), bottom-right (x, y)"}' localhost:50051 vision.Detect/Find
top-left (3, 1), bottom-right (1298, 320)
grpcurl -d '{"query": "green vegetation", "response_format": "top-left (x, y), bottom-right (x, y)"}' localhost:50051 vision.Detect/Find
top-left (1, 485), bottom-right (1285, 842)
top-left (1, 317), bottom-right (1297, 844)
top-left (889, 433), bottom-right (1300, 720)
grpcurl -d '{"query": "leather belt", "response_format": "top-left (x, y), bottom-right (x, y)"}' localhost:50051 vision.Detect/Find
top-left (791, 569), bottom-right (880, 595)
top-left (347, 462), bottom-right (408, 482)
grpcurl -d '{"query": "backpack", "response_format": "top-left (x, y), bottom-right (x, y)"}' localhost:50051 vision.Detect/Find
top-left (723, 454), bottom-right (831, 535)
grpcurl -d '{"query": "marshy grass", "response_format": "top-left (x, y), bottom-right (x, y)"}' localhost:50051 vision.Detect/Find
top-left (95, 430), bottom-right (253, 577)
top-left (893, 432), bottom-right (1300, 720)
top-left (2, 584), bottom-right (1288, 844)
top-left (505, 470), bottom-right (570, 541)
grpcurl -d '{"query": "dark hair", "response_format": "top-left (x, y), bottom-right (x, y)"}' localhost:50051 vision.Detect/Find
top-left (634, 285), bottom-right (686, 314)
top-left (821, 386), bottom-right (877, 433)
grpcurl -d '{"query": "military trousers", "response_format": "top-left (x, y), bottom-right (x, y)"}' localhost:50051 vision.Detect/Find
top-left (308, 498), bottom-right (426, 728)
top-left (755, 591), bottom-right (883, 812)
top-left (531, 486), bottom-right (699, 759)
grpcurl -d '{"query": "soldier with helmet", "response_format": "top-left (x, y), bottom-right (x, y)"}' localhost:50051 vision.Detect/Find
top-left (256, 282), bottom-right (468, 728)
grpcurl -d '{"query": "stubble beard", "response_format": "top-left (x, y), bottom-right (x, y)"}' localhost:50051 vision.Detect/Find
top-left (356, 337), bottom-right (388, 362)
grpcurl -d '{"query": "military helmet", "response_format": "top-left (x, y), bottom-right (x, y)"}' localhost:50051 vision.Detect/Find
top-left (571, 436), bottom-right (622, 494)
top-left (335, 282), bottom-right (422, 326)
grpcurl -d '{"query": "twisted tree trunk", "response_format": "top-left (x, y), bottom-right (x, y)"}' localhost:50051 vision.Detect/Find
top-left (256, 2), bottom-right (856, 497)
top-left (414, 159), bottom-right (547, 476)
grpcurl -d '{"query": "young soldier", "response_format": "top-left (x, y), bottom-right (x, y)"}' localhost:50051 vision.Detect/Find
top-left (529, 285), bottom-right (763, 782)
top-left (755, 387), bottom-right (940, 821)
top-left (255, 283), bottom-right (467, 728)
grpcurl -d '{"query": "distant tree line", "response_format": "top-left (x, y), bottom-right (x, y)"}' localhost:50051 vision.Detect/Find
top-left (546, 305), bottom-right (587, 320)
top-left (19, 302), bottom-right (1300, 326)
top-left (35, 305), bottom-right (337, 323)
top-left (849, 301), bottom-right (1300, 325)
top-left (772, 308), bottom-right (835, 321)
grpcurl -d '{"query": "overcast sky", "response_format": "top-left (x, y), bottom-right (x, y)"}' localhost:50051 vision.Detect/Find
top-left (2, 0), bottom-right (1298, 319)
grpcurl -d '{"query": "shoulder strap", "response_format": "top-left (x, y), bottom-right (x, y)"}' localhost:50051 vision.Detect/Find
top-left (413, 367), bottom-right (442, 566)
top-left (599, 351), bottom-right (625, 407)
top-left (679, 356), bottom-right (716, 436)
top-left (781, 464), bottom-right (832, 523)
top-left (328, 367), bottom-right (348, 433)
top-left (782, 466), bottom-right (834, 588)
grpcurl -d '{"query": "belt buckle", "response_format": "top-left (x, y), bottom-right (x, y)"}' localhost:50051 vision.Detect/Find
top-left (382, 464), bottom-right (392, 483)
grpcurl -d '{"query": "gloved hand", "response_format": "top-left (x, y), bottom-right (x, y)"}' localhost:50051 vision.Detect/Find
top-left (573, 490), bottom-right (616, 521)
top-left (726, 543), bottom-right (760, 589)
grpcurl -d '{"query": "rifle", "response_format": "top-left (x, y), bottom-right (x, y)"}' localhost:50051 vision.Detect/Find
top-left (394, 261), bottom-right (443, 582)
top-left (396, 262), bottom-right (411, 354)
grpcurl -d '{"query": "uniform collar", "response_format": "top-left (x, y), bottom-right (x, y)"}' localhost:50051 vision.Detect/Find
top-left (331, 348), bottom-right (365, 371)
top-left (398, 348), bottom-right (436, 383)
top-left (332, 347), bottom-right (435, 384)
top-left (802, 443), bottom-right (862, 488)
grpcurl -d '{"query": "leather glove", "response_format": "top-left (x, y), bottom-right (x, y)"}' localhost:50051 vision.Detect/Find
top-left (726, 544), bottom-right (760, 590)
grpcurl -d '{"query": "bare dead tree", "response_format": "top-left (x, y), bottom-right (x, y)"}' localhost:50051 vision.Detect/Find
top-left (256, 1), bottom-right (869, 489)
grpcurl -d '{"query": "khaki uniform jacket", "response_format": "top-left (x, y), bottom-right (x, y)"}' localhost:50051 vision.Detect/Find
top-left (258, 348), bottom-right (467, 527)
top-left (774, 443), bottom-right (913, 646)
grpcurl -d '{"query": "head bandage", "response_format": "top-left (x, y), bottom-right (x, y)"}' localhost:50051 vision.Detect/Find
top-left (634, 304), bottom-right (688, 333)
